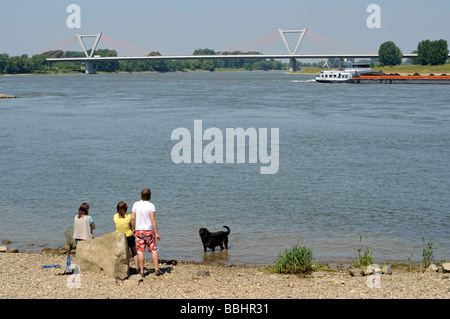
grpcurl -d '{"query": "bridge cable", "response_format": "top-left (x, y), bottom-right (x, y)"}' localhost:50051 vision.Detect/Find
top-left (305, 32), bottom-right (341, 54)
top-left (48, 36), bottom-right (80, 58)
top-left (308, 29), bottom-right (375, 54)
top-left (102, 35), bottom-right (155, 56)
top-left (304, 33), bottom-right (327, 55)
top-left (30, 35), bottom-right (78, 56)
top-left (218, 30), bottom-right (280, 55)
top-left (101, 36), bottom-right (138, 57)
top-left (245, 31), bottom-right (281, 55)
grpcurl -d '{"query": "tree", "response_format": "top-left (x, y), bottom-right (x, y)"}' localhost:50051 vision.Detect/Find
top-left (417, 40), bottom-right (432, 65)
top-left (29, 54), bottom-right (47, 73)
top-left (327, 58), bottom-right (339, 68)
top-left (193, 49), bottom-right (216, 71)
top-left (378, 41), bottom-right (403, 66)
top-left (201, 59), bottom-right (215, 71)
top-left (417, 39), bottom-right (448, 65)
top-left (193, 48), bottom-right (216, 56)
top-left (4, 55), bottom-right (28, 74)
top-left (93, 49), bottom-right (119, 72)
top-left (0, 53), bottom-right (9, 73)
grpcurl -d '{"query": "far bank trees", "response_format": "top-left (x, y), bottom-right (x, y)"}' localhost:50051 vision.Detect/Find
top-left (416, 39), bottom-right (449, 65)
top-left (378, 41), bottom-right (403, 66)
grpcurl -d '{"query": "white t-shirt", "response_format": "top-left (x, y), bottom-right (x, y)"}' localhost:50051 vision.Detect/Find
top-left (132, 200), bottom-right (156, 231)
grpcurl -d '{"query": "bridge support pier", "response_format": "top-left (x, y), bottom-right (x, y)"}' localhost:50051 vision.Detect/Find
top-left (289, 57), bottom-right (297, 72)
top-left (85, 61), bottom-right (95, 74)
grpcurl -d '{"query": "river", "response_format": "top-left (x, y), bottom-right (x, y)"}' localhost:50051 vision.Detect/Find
top-left (0, 71), bottom-right (449, 265)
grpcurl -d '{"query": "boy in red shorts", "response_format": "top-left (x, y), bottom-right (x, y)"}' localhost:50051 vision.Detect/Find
top-left (131, 188), bottom-right (162, 277)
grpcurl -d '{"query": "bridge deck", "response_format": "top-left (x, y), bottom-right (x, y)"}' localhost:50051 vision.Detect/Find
top-left (47, 53), bottom-right (426, 63)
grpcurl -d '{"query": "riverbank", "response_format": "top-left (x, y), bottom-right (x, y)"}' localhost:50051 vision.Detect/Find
top-left (0, 68), bottom-right (283, 76)
top-left (0, 251), bottom-right (448, 299)
top-left (3, 64), bottom-right (450, 77)
top-left (293, 64), bottom-right (450, 75)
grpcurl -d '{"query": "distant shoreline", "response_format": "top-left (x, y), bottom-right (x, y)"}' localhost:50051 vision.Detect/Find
top-left (0, 68), bottom-right (280, 76)
top-left (2, 64), bottom-right (450, 77)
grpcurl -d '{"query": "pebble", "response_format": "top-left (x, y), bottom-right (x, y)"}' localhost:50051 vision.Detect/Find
top-left (0, 252), bottom-right (449, 299)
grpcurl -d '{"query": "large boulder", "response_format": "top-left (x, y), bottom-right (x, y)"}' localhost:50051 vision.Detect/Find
top-left (442, 263), bottom-right (450, 273)
top-left (75, 232), bottom-right (130, 279)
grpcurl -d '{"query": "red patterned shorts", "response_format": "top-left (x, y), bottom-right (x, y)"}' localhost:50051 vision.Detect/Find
top-left (135, 230), bottom-right (158, 254)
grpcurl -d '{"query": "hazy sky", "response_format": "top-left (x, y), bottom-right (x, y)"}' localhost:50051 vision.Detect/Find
top-left (1, 0), bottom-right (449, 56)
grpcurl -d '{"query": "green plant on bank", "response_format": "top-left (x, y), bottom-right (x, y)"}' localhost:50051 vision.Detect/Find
top-left (64, 226), bottom-right (76, 249)
top-left (352, 235), bottom-right (374, 268)
top-left (422, 237), bottom-right (438, 268)
top-left (406, 254), bottom-right (421, 272)
top-left (267, 244), bottom-right (314, 275)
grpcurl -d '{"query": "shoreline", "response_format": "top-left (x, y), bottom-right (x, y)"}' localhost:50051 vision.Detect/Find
top-left (2, 234), bottom-right (448, 268)
top-left (2, 64), bottom-right (450, 77)
top-left (0, 69), bottom-right (283, 77)
top-left (0, 250), bottom-right (449, 299)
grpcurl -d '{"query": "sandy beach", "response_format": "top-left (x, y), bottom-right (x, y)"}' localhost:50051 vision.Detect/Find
top-left (0, 251), bottom-right (448, 300)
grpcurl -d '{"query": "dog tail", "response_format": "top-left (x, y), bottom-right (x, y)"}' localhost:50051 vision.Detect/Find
top-left (223, 226), bottom-right (230, 234)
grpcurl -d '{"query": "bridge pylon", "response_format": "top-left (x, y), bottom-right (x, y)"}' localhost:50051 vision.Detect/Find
top-left (278, 28), bottom-right (307, 72)
top-left (76, 33), bottom-right (102, 74)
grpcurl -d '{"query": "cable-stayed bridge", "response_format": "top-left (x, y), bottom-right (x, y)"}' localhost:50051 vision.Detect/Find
top-left (38, 28), bottom-right (427, 74)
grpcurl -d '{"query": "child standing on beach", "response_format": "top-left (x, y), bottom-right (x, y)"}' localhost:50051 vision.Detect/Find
top-left (113, 201), bottom-right (139, 272)
top-left (131, 188), bottom-right (161, 277)
top-left (72, 203), bottom-right (95, 242)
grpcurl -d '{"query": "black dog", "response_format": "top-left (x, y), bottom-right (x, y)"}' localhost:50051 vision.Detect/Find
top-left (199, 226), bottom-right (230, 252)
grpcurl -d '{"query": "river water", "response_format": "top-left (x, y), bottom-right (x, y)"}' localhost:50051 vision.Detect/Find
top-left (0, 71), bottom-right (449, 265)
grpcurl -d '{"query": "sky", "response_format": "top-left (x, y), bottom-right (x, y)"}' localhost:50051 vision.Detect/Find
top-left (1, 0), bottom-right (449, 57)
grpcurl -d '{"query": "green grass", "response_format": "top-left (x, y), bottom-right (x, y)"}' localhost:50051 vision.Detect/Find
top-left (373, 64), bottom-right (450, 75)
top-left (352, 236), bottom-right (374, 268)
top-left (64, 227), bottom-right (76, 249)
top-left (267, 244), bottom-right (314, 275)
top-left (422, 238), bottom-right (438, 268)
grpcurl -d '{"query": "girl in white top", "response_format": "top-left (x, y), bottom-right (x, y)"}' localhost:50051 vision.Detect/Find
top-left (72, 202), bottom-right (95, 242)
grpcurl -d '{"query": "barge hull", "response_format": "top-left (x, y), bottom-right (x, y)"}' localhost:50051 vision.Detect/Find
top-left (351, 75), bottom-right (450, 84)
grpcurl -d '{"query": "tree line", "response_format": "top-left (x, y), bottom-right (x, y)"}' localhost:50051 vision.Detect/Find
top-left (2, 40), bottom-right (447, 74)
top-left (378, 39), bottom-right (448, 66)
top-left (0, 48), bottom-right (289, 74)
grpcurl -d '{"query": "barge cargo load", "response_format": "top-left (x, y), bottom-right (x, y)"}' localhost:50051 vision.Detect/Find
top-left (315, 64), bottom-right (450, 84)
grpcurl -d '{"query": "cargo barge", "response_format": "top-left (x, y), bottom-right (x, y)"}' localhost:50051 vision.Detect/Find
top-left (351, 74), bottom-right (450, 84)
top-left (315, 64), bottom-right (450, 84)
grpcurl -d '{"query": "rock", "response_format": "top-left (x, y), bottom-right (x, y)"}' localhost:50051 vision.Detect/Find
top-left (75, 232), bottom-right (130, 280)
top-left (442, 263), bottom-right (450, 273)
top-left (382, 265), bottom-right (392, 275)
top-left (197, 270), bottom-right (211, 277)
top-left (6, 248), bottom-right (19, 253)
top-left (312, 271), bottom-right (326, 278)
top-left (363, 267), bottom-right (375, 276)
top-left (2, 240), bottom-right (12, 245)
top-left (425, 264), bottom-right (438, 273)
top-left (348, 268), bottom-right (364, 277)
top-left (122, 274), bottom-right (143, 287)
top-left (0, 246), bottom-right (7, 252)
top-left (0, 94), bottom-right (18, 98)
